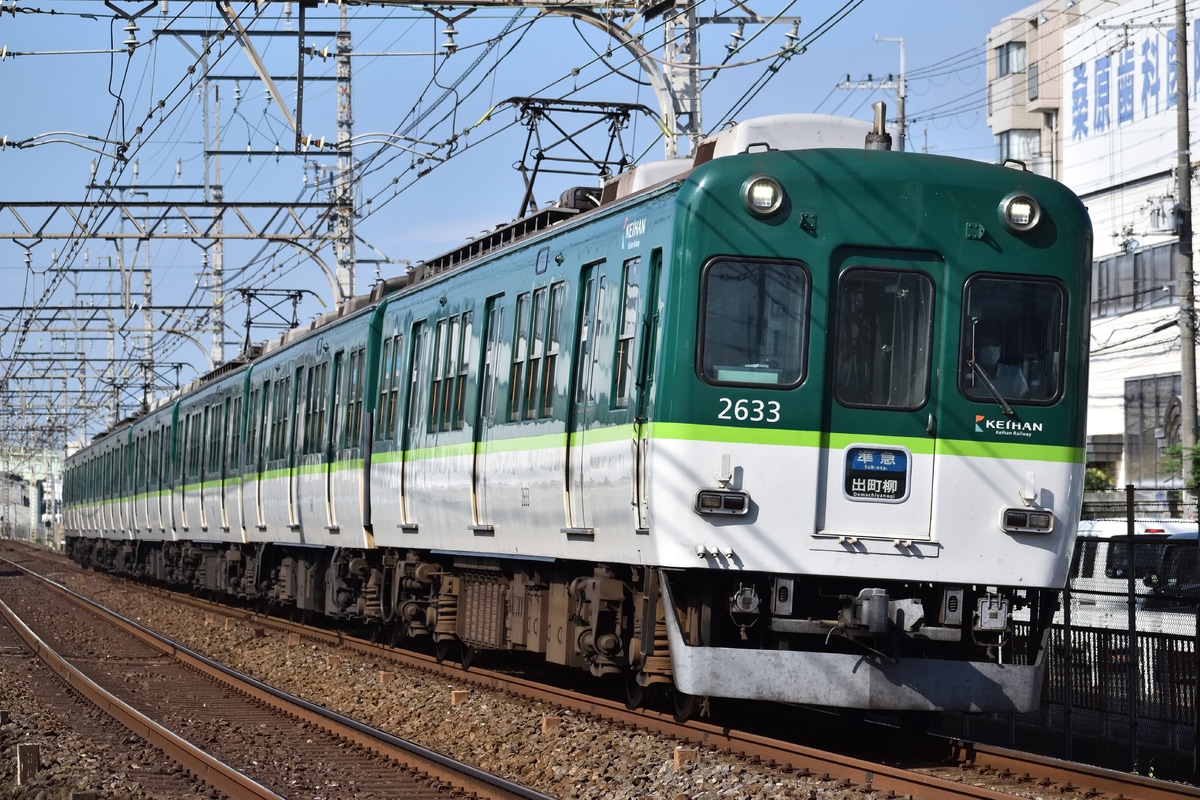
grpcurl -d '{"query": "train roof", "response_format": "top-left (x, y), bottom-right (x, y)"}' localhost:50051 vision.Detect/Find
top-left (77, 111), bottom-right (893, 446)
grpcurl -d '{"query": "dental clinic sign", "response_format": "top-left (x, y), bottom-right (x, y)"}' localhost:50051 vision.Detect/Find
top-left (1062, 0), bottom-right (1200, 194)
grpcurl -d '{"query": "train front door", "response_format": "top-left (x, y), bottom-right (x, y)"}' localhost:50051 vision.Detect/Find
top-left (815, 255), bottom-right (943, 545)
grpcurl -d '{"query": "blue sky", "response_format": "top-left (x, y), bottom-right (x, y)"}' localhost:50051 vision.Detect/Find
top-left (0, 1), bottom-right (1031, 429)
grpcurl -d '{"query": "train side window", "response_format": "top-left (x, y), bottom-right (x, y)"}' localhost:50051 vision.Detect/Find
top-left (206, 402), bottom-right (224, 475)
top-left (834, 268), bottom-right (932, 408)
top-left (304, 361), bottom-right (329, 455)
top-left (270, 376), bottom-right (292, 462)
top-left (700, 259), bottom-right (808, 387)
top-left (615, 257), bottom-right (641, 408)
top-left (376, 333), bottom-right (402, 441)
top-left (962, 276), bottom-right (1065, 404)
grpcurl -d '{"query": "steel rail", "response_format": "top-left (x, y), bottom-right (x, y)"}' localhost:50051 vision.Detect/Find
top-left (23, 548), bottom-right (1200, 800)
top-left (0, 592), bottom-right (284, 800)
top-left (5, 558), bottom-right (551, 800)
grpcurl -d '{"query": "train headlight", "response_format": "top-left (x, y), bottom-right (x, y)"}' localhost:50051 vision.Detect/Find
top-left (1000, 193), bottom-right (1041, 232)
top-left (1001, 508), bottom-right (1054, 534)
top-left (695, 489), bottom-right (750, 516)
top-left (744, 176), bottom-right (784, 217)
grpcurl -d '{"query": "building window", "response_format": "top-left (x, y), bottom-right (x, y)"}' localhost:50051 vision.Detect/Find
top-left (1123, 373), bottom-right (1181, 487)
top-left (998, 129), bottom-right (1040, 161)
top-left (1027, 62), bottom-right (1039, 101)
top-left (996, 41), bottom-right (1026, 76)
top-left (1091, 241), bottom-right (1179, 318)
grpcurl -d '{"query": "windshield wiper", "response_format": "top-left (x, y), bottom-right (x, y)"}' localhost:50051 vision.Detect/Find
top-left (967, 356), bottom-right (1015, 417)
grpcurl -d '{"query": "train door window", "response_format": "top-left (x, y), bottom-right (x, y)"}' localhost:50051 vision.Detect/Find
top-left (481, 300), bottom-right (505, 420)
top-left (330, 352), bottom-right (345, 453)
top-left (248, 386), bottom-right (262, 472)
top-left (443, 316), bottom-right (461, 430)
top-left (431, 319), bottom-right (449, 432)
top-left (961, 276), bottom-right (1065, 404)
top-left (228, 395), bottom-right (242, 472)
top-left (510, 293), bottom-right (531, 421)
top-left (526, 288), bottom-right (548, 420)
top-left (834, 268), bottom-right (932, 408)
top-left (542, 283), bottom-right (565, 416)
top-left (454, 312), bottom-right (472, 429)
top-left (615, 257), bottom-right (642, 408)
top-left (345, 348), bottom-right (365, 449)
top-left (700, 259), bottom-right (808, 387)
top-left (576, 271), bottom-right (608, 405)
top-left (408, 322), bottom-right (429, 433)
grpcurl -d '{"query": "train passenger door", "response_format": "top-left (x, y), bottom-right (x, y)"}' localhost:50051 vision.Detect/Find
top-left (472, 297), bottom-right (505, 527)
top-left (565, 261), bottom-right (612, 533)
top-left (631, 252), bottom-right (661, 531)
top-left (399, 322), bottom-right (430, 529)
top-left (816, 256), bottom-right (942, 543)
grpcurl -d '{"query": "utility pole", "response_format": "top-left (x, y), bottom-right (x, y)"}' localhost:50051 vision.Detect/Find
top-left (1177, 0), bottom-right (1197, 488)
top-left (874, 35), bottom-right (905, 152)
top-left (837, 35), bottom-right (906, 152)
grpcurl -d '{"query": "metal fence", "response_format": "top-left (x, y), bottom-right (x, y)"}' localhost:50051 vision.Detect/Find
top-left (951, 490), bottom-right (1200, 783)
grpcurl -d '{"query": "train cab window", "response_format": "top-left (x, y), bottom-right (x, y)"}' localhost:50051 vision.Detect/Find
top-left (700, 259), bottom-right (808, 387)
top-left (962, 277), bottom-right (1065, 404)
top-left (834, 268), bottom-right (933, 409)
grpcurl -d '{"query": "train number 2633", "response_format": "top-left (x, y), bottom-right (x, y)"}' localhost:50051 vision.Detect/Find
top-left (717, 398), bottom-right (781, 423)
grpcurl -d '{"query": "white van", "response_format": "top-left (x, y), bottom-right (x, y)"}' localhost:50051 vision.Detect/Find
top-left (1067, 519), bottom-right (1198, 635)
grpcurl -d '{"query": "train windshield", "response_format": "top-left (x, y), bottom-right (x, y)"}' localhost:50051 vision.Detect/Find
top-left (699, 259), bottom-right (808, 387)
top-left (833, 268), bottom-right (933, 409)
top-left (962, 276), bottom-right (1066, 404)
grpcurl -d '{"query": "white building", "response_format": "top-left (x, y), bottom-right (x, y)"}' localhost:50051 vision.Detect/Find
top-left (989, 0), bottom-right (1197, 487)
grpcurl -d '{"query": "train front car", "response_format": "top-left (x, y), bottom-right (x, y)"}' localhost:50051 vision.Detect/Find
top-left (646, 114), bottom-right (1092, 713)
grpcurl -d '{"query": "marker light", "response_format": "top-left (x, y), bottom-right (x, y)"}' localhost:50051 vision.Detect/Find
top-left (744, 176), bottom-right (784, 217)
top-left (1000, 193), bottom-right (1041, 232)
top-left (1001, 508), bottom-right (1054, 534)
top-left (695, 489), bottom-right (750, 516)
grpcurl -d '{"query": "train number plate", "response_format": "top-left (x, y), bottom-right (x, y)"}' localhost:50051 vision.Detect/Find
top-left (843, 446), bottom-right (910, 502)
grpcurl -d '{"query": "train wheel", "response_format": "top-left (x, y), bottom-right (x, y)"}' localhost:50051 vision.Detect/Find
top-left (624, 672), bottom-right (646, 711)
top-left (460, 643), bottom-right (477, 670)
top-left (388, 624), bottom-right (404, 647)
top-left (670, 688), bottom-right (701, 723)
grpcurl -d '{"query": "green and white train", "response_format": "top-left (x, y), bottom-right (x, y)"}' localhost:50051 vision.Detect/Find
top-left (63, 109), bottom-right (1093, 717)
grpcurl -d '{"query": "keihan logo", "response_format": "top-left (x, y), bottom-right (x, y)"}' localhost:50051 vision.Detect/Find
top-left (622, 216), bottom-right (646, 249)
top-left (975, 414), bottom-right (1044, 437)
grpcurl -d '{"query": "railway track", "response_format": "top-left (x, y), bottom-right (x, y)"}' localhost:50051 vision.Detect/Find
top-left (8, 540), bottom-right (1200, 800)
top-left (0, 553), bottom-right (549, 800)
